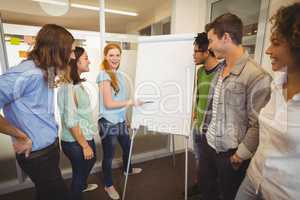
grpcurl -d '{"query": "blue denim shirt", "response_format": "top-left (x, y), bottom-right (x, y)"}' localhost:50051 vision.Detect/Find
top-left (0, 60), bottom-right (58, 151)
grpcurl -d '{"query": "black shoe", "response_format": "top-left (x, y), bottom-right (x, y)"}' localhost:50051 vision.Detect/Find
top-left (187, 194), bottom-right (203, 200)
top-left (183, 183), bottom-right (201, 197)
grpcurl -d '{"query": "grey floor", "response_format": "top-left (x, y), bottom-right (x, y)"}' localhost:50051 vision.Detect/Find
top-left (0, 152), bottom-right (196, 200)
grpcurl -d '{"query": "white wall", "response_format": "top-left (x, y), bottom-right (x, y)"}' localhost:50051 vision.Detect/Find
top-left (5, 42), bottom-right (31, 67)
top-left (171, 0), bottom-right (207, 34)
top-left (170, 0), bottom-right (208, 151)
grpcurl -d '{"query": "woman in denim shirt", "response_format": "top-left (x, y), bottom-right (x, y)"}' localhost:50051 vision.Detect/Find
top-left (97, 43), bottom-right (143, 199)
top-left (58, 47), bottom-right (98, 200)
top-left (0, 24), bottom-right (74, 200)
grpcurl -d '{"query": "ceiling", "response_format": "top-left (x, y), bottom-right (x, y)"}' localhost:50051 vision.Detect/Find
top-left (0, 0), bottom-right (172, 33)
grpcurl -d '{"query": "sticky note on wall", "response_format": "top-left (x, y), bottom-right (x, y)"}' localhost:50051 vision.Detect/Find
top-left (19, 51), bottom-right (28, 58)
top-left (10, 37), bottom-right (21, 45)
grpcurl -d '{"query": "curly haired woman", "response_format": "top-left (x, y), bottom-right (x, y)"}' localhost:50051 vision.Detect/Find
top-left (235, 3), bottom-right (300, 200)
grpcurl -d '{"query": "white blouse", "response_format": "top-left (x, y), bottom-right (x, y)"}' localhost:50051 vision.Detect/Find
top-left (247, 72), bottom-right (300, 200)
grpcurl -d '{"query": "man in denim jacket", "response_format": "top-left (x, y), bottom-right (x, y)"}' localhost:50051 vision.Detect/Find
top-left (197, 13), bottom-right (272, 200)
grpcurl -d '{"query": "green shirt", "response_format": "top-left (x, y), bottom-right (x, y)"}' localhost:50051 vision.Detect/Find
top-left (194, 66), bottom-right (218, 130)
top-left (58, 83), bottom-right (97, 142)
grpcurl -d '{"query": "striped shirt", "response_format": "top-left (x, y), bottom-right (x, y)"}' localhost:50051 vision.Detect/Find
top-left (206, 74), bottom-right (223, 150)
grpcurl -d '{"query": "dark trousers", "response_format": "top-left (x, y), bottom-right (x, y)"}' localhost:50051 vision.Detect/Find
top-left (62, 140), bottom-right (96, 200)
top-left (197, 135), bottom-right (250, 200)
top-left (16, 143), bottom-right (69, 200)
top-left (98, 118), bottom-right (132, 187)
top-left (192, 131), bottom-right (201, 186)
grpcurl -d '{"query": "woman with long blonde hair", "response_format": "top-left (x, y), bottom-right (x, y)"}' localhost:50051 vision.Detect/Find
top-left (97, 43), bottom-right (143, 199)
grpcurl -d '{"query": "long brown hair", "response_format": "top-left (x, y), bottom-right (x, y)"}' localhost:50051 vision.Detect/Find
top-left (27, 24), bottom-right (74, 87)
top-left (101, 43), bottom-right (122, 94)
top-left (69, 46), bottom-right (86, 85)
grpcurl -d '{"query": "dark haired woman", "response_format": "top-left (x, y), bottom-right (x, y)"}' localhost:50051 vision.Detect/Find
top-left (0, 24), bottom-right (74, 200)
top-left (58, 47), bottom-right (98, 200)
top-left (97, 43), bottom-right (143, 199)
top-left (235, 3), bottom-right (300, 200)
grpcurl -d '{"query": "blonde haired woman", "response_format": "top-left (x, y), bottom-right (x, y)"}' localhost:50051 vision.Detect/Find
top-left (97, 43), bottom-right (143, 199)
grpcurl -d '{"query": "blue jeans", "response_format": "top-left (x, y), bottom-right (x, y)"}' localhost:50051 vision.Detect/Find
top-left (98, 118), bottom-right (133, 187)
top-left (61, 140), bottom-right (96, 200)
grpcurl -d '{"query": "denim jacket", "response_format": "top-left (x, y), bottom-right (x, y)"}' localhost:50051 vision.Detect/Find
top-left (201, 52), bottom-right (272, 160)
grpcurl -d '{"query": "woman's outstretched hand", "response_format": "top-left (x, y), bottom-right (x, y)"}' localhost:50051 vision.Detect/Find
top-left (127, 99), bottom-right (144, 107)
top-left (133, 99), bottom-right (144, 107)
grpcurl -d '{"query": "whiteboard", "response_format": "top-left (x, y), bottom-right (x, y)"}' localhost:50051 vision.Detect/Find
top-left (131, 34), bottom-right (195, 136)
